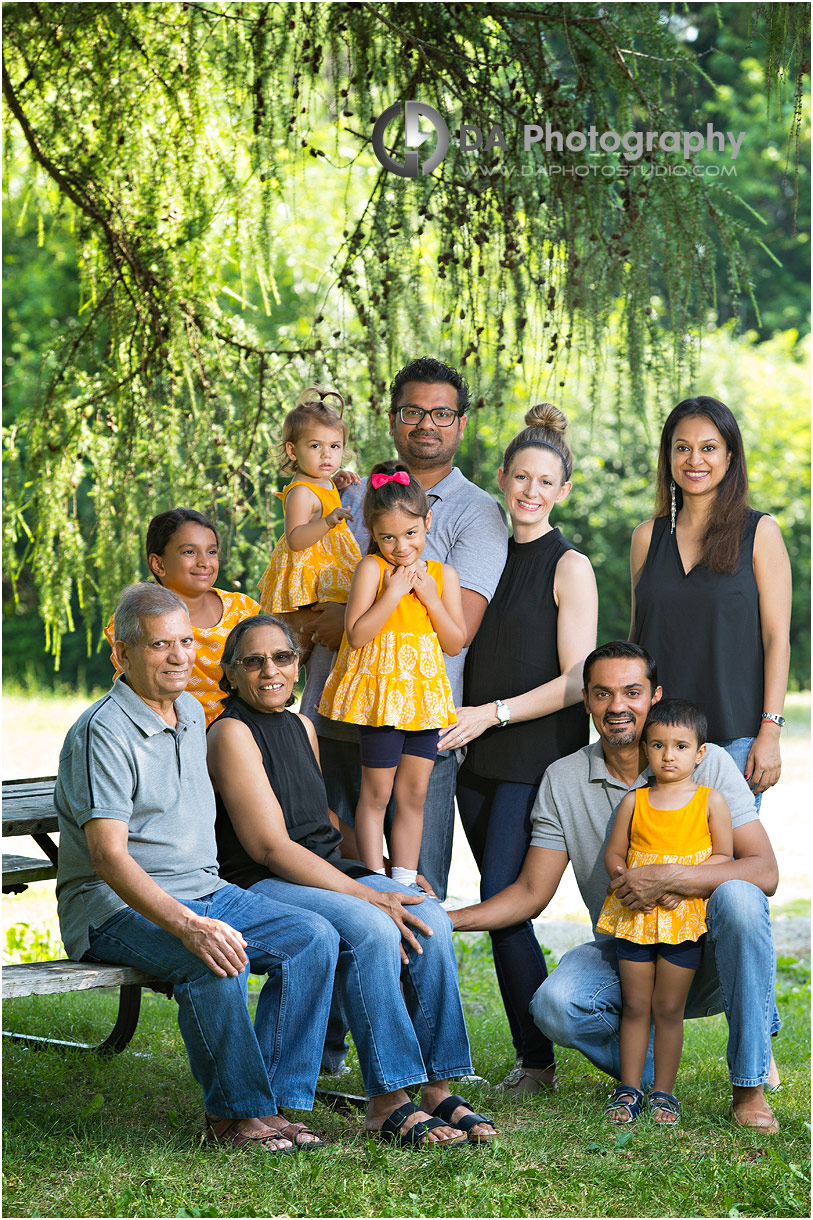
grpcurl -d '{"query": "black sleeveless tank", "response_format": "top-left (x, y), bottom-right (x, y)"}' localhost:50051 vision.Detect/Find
top-left (212, 697), bottom-right (368, 888)
top-left (632, 510), bottom-right (765, 740)
top-left (463, 528), bottom-right (590, 786)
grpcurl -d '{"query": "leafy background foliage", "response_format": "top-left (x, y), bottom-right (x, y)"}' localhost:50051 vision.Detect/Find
top-left (2, 2), bottom-right (809, 685)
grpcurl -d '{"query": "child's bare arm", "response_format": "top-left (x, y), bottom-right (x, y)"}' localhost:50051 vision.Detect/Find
top-left (345, 557), bottom-right (408, 649)
top-left (411, 564), bottom-right (466, 655)
top-left (604, 792), bottom-right (635, 880)
top-left (704, 788), bottom-right (734, 865)
top-left (285, 484), bottom-right (352, 551)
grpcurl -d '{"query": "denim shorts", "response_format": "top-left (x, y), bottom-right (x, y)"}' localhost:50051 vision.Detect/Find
top-left (358, 725), bottom-right (440, 768)
top-left (616, 935), bottom-right (703, 970)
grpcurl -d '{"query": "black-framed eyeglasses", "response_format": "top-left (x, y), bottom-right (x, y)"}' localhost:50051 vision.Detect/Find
top-left (233, 651), bottom-right (299, 671)
top-left (397, 406), bottom-right (460, 427)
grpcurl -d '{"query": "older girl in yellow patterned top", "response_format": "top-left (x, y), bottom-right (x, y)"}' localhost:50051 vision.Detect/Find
top-left (258, 387), bottom-right (361, 619)
top-left (319, 461), bottom-right (465, 889)
top-left (597, 699), bottom-right (733, 1127)
top-left (105, 508), bottom-right (260, 726)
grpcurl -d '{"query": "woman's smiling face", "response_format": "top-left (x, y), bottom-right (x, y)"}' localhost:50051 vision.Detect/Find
top-left (498, 446), bottom-right (570, 536)
top-left (669, 415), bottom-right (731, 499)
top-left (225, 624), bottom-right (299, 713)
top-left (148, 522), bottom-right (219, 597)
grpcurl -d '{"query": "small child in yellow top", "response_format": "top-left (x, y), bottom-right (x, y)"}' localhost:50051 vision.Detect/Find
top-left (596, 698), bottom-right (733, 1127)
top-left (258, 387), bottom-right (361, 621)
top-left (319, 461), bottom-right (465, 889)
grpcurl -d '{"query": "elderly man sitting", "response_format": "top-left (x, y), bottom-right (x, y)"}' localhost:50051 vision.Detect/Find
top-left (55, 583), bottom-right (338, 1152)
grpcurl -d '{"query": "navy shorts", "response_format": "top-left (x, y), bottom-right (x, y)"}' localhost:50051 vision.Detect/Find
top-left (357, 725), bottom-right (440, 769)
top-left (615, 935), bottom-right (703, 971)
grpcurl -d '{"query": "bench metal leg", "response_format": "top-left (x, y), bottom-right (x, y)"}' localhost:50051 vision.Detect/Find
top-left (2, 984), bottom-right (143, 1055)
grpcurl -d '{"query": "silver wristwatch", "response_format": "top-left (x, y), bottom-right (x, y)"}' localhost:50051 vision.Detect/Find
top-left (761, 712), bottom-right (785, 727)
top-left (494, 699), bottom-right (511, 728)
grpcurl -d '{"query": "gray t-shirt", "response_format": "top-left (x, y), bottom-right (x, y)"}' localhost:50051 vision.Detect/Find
top-left (55, 681), bottom-right (227, 958)
top-left (529, 740), bottom-right (759, 932)
top-left (301, 466), bottom-right (508, 742)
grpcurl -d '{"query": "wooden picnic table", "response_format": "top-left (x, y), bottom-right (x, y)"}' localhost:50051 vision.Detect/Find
top-left (2, 776), bottom-right (366, 1105)
top-left (2, 776), bottom-right (166, 1054)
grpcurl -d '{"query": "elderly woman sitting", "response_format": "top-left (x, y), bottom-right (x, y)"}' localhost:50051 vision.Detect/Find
top-left (206, 614), bottom-right (498, 1147)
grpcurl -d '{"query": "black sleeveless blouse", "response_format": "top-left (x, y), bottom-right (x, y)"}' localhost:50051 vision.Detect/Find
top-left (212, 697), bottom-right (369, 889)
top-left (632, 510), bottom-right (765, 740)
top-left (463, 528), bottom-right (590, 786)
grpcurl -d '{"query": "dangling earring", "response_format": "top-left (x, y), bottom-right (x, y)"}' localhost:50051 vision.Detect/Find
top-left (670, 480), bottom-right (677, 534)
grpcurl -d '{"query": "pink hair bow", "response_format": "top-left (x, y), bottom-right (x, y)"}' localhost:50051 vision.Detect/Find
top-left (371, 471), bottom-right (410, 489)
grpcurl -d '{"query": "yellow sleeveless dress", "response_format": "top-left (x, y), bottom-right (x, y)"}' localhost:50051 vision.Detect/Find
top-left (596, 786), bottom-right (713, 945)
top-left (318, 556), bottom-right (457, 731)
top-left (258, 479), bottom-right (361, 612)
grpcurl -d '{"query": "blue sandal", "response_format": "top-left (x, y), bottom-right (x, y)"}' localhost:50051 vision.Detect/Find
top-left (432, 1094), bottom-right (499, 1143)
top-left (604, 1084), bottom-right (645, 1124)
top-left (375, 1100), bottom-right (467, 1148)
top-left (648, 1090), bottom-right (681, 1125)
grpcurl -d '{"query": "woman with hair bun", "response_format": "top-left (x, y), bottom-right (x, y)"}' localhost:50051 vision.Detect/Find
top-left (630, 396), bottom-right (792, 808)
top-left (439, 403), bottom-right (598, 1095)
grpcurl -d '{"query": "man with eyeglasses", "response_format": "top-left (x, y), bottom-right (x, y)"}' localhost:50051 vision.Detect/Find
top-left (54, 582), bottom-right (337, 1150)
top-left (297, 357), bottom-right (508, 904)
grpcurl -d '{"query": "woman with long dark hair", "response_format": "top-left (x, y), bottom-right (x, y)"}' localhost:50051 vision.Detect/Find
top-left (630, 396), bottom-right (792, 808)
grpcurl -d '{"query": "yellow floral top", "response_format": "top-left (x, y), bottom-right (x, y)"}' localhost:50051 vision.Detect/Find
top-left (318, 556), bottom-right (457, 731)
top-left (596, 786), bottom-right (713, 945)
top-left (104, 588), bottom-right (261, 727)
top-left (258, 479), bottom-right (361, 612)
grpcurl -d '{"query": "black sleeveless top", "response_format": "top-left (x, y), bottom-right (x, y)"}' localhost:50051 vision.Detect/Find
top-left (632, 510), bottom-right (765, 740)
top-left (212, 697), bottom-right (370, 889)
top-left (463, 528), bottom-right (590, 786)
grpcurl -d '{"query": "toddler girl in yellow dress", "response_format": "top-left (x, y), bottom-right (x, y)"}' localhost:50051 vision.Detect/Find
top-left (258, 387), bottom-right (361, 621)
top-left (596, 698), bottom-right (733, 1126)
top-left (319, 461), bottom-right (466, 888)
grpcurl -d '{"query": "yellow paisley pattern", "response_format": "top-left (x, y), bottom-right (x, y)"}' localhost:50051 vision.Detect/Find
top-left (597, 786), bottom-right (713, 945)
top-left (258, 479), bottom-right (361, 612)
top-left (318, 556), bottom-right (457, 731)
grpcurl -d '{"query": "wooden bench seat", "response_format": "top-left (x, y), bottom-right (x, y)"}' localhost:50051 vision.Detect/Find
top-left (2, 960), bottom-right (160, 999)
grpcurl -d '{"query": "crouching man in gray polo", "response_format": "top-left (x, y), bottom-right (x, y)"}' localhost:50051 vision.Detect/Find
top-left (55, 583), bottom-right (338, 1152)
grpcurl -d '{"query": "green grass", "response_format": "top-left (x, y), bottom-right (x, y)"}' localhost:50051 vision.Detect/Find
top-left (2, 938), bottom-right (809, 1218)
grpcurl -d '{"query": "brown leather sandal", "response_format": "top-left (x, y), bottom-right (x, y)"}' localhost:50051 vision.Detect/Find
top-left (204, 1114), bottom-right (296, 1152)
top-left (259, 1112), bottom-right (326, 1150)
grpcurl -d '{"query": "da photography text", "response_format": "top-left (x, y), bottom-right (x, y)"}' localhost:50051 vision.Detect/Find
top-left (371, 101), bottom-right (745, 179)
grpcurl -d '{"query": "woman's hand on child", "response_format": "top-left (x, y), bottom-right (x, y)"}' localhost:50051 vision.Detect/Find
top-left (333, 469), bottom-right (361, 490)
top-left (324, 506), bottom-right (354, 529)
top-left (437, 705), bottom-right (496, 752)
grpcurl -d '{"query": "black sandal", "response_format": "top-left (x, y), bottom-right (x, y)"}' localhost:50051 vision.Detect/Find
top-left (373, 1100), bottom-right (467, 1148)
top-left (432, 1094), bottom-right (499, 1143)
top-left (648, 1090), bottom-right (681, 1125)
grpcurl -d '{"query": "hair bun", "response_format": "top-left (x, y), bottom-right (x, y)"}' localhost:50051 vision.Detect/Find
top-left (524, 402), bottom-right (567, 433)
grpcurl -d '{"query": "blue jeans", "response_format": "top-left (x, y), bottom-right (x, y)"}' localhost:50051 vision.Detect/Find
top-left (530, 880), bottom-right (780, 1088)
top-left (717, 736), bottom-right (762, 814)
top-left (316, 735), bottom-right (459, 901)
top-left (456, 768), bottom-right (554, 1070)
top-left (85, 884), bottom-right (339, 1115)
top-left (248, 873), bottom-right (473, 1096)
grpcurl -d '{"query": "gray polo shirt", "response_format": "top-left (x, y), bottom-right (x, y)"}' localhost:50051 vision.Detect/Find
top-left (529, 740), bottom-right (759, 933)
top-left (301, 466), bottom-right (508, 739)
top-left (55, 681), bottom-right (227, 959)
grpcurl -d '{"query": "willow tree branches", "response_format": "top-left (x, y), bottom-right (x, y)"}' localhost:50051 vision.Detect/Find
top-left (2, 1), bottom-right (808, 662)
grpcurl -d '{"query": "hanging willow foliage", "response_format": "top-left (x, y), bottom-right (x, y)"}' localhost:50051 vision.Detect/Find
top-left (2, 1), bottom-right (808, 663)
